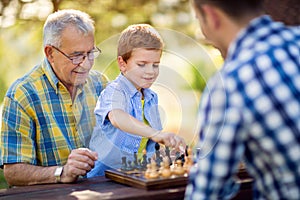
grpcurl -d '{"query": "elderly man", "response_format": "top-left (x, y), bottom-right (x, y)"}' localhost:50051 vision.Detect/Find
top-left (1, 9), bottom-right (106, 186)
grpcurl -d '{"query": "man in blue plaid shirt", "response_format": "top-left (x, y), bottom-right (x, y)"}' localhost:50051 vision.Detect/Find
top-left (185, 0), bottom-right (300, 199)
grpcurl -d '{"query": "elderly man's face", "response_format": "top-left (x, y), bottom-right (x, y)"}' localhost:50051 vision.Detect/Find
top-left (50, 25), bottom-right (95, 92)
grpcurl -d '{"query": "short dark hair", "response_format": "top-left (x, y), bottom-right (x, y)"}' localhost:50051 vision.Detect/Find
top-left (193, 0), bottom-right (263, 19)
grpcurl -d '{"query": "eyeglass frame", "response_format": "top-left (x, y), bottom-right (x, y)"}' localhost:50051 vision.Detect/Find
top-left (50, 45), bottom-right (101, 65)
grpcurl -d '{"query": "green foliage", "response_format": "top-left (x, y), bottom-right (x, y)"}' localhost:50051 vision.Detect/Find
top-left (0, 170), bottom-right (8, 189)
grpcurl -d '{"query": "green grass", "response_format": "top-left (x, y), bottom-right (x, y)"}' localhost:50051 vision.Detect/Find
top-left (0, 169), bottom-right (8, 189)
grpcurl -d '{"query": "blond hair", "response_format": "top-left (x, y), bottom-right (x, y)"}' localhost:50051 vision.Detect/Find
top-left (117, 24), bottom-right (164, 62)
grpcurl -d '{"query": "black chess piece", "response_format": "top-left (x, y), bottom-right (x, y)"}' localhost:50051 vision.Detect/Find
top-left (133, 152), bottom-right (138, 169)
top-left (127, 160), bottom-right (133, 171)
top-left (121, 156), bottom-right (127, 171)
top-left (185, 145), bottom-right (189, 156)
top-left (142, 152), bottom-right (148, 170)
top-left (133, 152), bottom-right (142, 170)
top-left (155, 143), bottom-right (163, 167)
top-left (175, 151), bottom-right (185, 166)
top-left (165, 146), bottom-right (172, 166)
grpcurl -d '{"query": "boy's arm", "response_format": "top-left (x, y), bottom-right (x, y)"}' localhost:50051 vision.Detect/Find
top-left (108, 109), bottom-right (185, 150)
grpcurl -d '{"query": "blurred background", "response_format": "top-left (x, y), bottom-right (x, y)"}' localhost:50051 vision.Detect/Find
top-left (0, 0), bottom-right (298, 189)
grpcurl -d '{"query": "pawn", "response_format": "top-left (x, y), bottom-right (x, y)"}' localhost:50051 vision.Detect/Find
top-left (121, 156), bottom-right (127, 171)
top-left (173, 160), bottom-right (185, 176)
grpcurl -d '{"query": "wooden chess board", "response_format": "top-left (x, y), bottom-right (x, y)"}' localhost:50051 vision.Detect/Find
top-left (105, 169), bottom-right (189, 190)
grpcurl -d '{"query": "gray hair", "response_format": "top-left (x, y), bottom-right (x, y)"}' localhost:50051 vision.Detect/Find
top-left (43, 9), bottom-right (95, 47)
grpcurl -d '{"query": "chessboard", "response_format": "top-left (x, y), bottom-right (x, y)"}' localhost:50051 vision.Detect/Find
top-left (105, 144), bottom-right (193, 190)
top-left (105, 168), bottom-right (188, 190)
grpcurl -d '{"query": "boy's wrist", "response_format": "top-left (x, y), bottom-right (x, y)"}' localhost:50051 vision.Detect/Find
top-left (149, 130), bottom-right (161, 140)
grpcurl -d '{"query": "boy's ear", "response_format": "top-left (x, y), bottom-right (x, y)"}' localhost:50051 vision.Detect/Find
top-left (201, 4), bottom-right (221, 29)
top-left (117, 56), bottom-right (127, 73)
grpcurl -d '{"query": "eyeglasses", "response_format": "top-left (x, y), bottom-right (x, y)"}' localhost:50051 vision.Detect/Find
top-left (51, 45), bottom-right (101, 65)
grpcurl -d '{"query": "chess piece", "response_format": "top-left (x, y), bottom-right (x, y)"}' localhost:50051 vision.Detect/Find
top-left (175, 151), bottom-right (184, 164)
top-left (183, 147), bottom-right (194, 173)
top-left (155, 143), bottom-right (163, 167)
top-left (158, 162), bottom-right (164, 176)
top-left (173, 160), bottom-right (185, 176)
top-left (133, 152), bottom-right (138, 168)
top-left (121, 156), bottom-right (127, 171)
top-left (141, 149), bottom-right (148, 170)
top-left (144, 163), bottom-right (151, 179)
top-left (161, 157), bottom-right (172, 178)
top-left (165, 146), bottom-right (172, 166)
top-left (127, 160), bottom-right (133, 171)
top-left (148, 159), bottom-right (159, 179)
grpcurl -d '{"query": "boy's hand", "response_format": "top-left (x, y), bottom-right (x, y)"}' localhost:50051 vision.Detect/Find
top-left (151, 132), bottom-right (186, 153)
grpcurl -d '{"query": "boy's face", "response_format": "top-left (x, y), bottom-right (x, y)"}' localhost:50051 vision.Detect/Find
top-left (119, 48), bottom-right (161, 91)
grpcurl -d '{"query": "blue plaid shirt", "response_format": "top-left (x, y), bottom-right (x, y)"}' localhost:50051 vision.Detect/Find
top-left (185, 15), bottom-right (300, 199)
top-left (88, 74), bottom-right (162, 177)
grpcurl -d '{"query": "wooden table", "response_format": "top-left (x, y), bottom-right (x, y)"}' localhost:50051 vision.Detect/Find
top-left (0, 174), bottom-right (253, 200)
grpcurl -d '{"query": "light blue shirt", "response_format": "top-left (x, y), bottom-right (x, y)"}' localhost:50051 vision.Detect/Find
top-left (88, 74), bottom-right (162, 177)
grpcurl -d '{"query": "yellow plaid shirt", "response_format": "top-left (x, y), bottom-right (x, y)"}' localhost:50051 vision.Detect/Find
top-left (0, 59), bottom-right (107, 166)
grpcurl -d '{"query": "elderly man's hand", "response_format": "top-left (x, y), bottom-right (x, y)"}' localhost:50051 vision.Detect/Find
top-left (61, 148), bottom-right (98, 183)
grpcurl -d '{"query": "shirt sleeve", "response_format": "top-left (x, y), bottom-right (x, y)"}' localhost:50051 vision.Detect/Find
top-left (94, 83), bottom-right (128, 127)
top-left (1, 96), bottom-right (37, 166)
top-left (185, 73), bottom-right (244, 199)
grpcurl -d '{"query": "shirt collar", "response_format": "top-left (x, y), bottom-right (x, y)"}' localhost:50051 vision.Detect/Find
top-left (117, 74), bottom-right (156, 100)
top-left (42, 58), bottom-right (60, 92)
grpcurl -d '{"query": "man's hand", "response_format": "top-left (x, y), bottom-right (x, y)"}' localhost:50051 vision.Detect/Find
top-left (60, 148), bottom-right (98, 183)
